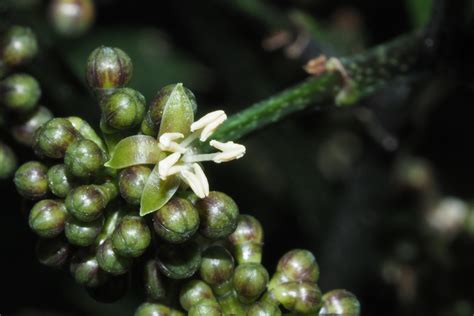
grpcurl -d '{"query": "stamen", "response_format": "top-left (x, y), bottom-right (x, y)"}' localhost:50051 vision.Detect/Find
top-left (158, 152), bottom-right (181, 179)
top-left (192, 163), bottom-right (209, 196)
top-left (182, 153), bottom-right (218, 164)
top-left (209, 140), bottom-right (246, 163)
top-left (180, 169), bottom-right (206, 198)
top-left (159, 133), bottom-right (186, 153)
top-left (191, 110), bottom-right (227, 141)
top-left (179, 131), bottom-right (200, 148)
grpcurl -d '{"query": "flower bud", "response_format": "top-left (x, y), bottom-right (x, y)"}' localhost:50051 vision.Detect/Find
top-left (0, 142), bottom-right (17, 179)
top-left (228, 214), bottom-right (263, 264)
top-left (179, 280), bottom-right (216, 311)
top-left (70, 249), bottom-right (108, 287)
top-left (200, 245), bottom-right (234, 287)
top-left (319, 289), bottom-right (361, 315)
top-left (64, 139), bottom-right (105, 178)
top-left (156, 241), bottom-right (201, 279)
top-left (34, 118), bottom-right (79, 159)
top-left (49, 0), bottom-right (95, 37)
top-left (47, 164), bottom-right (77, 198)
top-left (66, 116), bottom-right (107, 153)
top-left (153, 197), bottom-right (200, 243)
top-left (141, 83), bottom-right (197, 137)
top-left (271, 281), bottom-right (322, 314)
top-left (144, 259), bottom-right (167, 302)
top-left (12, 106), bottom-right (53, 146)
top-left (96, 239), bottom-right (132, 275)
top-left (66, 183), bottom-right (117, 222)
top-left (188, 299), bottom-right (222, 316)
top-left (134, 303), bottom-right (184, 316)
top-left (14, 161), bottom-right (49, 199)
top-left (195, 191), bottom-right (239, 240)
top-left (111, 215), bottom-right (151, 258)
top-left (86, 46), bottom-right (132, 92)
top-left (247, 301), bottom-right (282, 316)
top-left (35, 237), bottom-right (70, 267)
top-left (0, 26), bottom-right (38, 67)
top-left (0, 73), bottom-right (41, 113)
top-left (100, 88), bottom-right (145, 132)
top-left (119, 165), bottom-right (151, 205)
top-left (87, 274), bottom-right (129, 303)
top-left (65, 216), bottom-right (103, 246)
top-left (29, 199), bottom-right (67, 238)
top-left (233, 263), bottom-right (269, 303)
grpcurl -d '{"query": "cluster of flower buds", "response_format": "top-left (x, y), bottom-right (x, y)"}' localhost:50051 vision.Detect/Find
top-left (10, 42), bottom-right (361, 315)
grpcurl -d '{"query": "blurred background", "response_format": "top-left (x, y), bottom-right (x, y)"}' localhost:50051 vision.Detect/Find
top-left (1, 0), bottom-right (474, 315)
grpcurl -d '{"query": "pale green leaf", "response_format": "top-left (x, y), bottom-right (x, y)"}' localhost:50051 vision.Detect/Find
top-left (104, 135), bottom-right (161, 169)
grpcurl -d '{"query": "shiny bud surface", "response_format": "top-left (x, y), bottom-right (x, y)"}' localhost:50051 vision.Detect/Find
top-left (47, 164), bottom-right (76, 198)
top-left (271, 249), bottom-right (320, 287)
top-left (64, 139), bottom-right (105, 178)
top-left (233, 263), bottom-right (269, 303)
top-left (134, 303), bottom-right (184, 316)
top-left (247, 301), bottom-right (282, 316)
top-left (70, 249), bottom-right (108, 287)
top-left (111, 215), bottom-right (151, 258)
top-left (156, 241), bottom-right (201, 279)
top-left (119, 166), bottom-right (151, 205)
top-left (0, 73), bottom-right (41, 113)
top-left (101, 87), bottom-right (145, 131)
top-left (179, 280), bottom-right (216, 311)
top-left (49, 0), bottom-right (95, 37)
top-left (0, 25), bottom-right (38, 67)
top-left (66, 184), bottom-right (111, 222)
top-left (188, 299), bottom-right (222, 316)
top-left (14, 161), bottom-right (49, 199)
top-left (96, 239), bottom-right (132, 275)
top-left (199, 245), bottom-right (234, 286)
top-left (65, 216), bottom-right (103, 246)
top-left (319, 289), bottom-right (361, 316)
top-left (34, 118), bottom-right (79, 159)
top-left (144, 259), bottom-right (167, 302)
top-left (29, 199), bottom-right (67, 238)
top-left (272, 281), bottom-right (322, 314)
top-left (86, 46), bottom-right (132, 91)
top-left (0, 142), bottom-right (17, 179)
top-left (228, 214), bottom-right (264, 264)
top-left (35, 237), bottom-right (70, 267)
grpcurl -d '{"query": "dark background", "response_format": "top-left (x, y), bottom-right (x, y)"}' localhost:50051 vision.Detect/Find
top-left (1, 0), bottom-right (474, 315)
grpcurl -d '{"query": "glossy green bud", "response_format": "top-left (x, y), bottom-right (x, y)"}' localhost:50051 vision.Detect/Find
top-left (0, 142), bottom-right (17, 179)
top-left (111, 215), bottom-right (151, 257)
top-left (0, 26), bottom-right (38, 67)
top-left (70, 249), bottom-right (108, 287)
top-left (228, 214), bottom-right (263, 264)
top-left (196, 191), bottom-right (239, 240)
top-left (34, 118), bottom-right (79, 159)
top-left (189, 299), bottom-right (222, 316)
top-left (247, 301), bottom-right (282, 316)
top-left (0, 73), bottom-right (41, 112)
top-left (153, 197), bottom-right (199, 243)
top-left (134, 303), bottom-right (184, 316)
top-left (96, 239), bottom-right (132, 275)
top-left (14, 161), bottom-right (49, 199)
top-left (95, 202), bottom-right (127, 247)
top-left (272, 282), bottom-right (322, 314)
top-left (87, 274), bottom-right (129, 303)
top-left (65, 216), bottom-right (103, 246)
top-left (67, 116), bottom-right (107, 153)
top-left (66, 182), bottom-right (117, 222)
top-left (64, 139), bottom-right (105, 178)
top-left (141, 83), bottom-right (197, 137)
top-left (86, 46), bottom-right (132, 92)
top-left (47, 164), bottom-right (76, 198)
top-left (101, 88), bottom-right (145, 132)
top-left (12, 106), bottom-right (53, 146)
top-left (319, 289), bottom-right (361, 316)
top-left (119, 165), bottom-right (151, 205)
top-left (156, 241), bottom-right (201, 279)
top-left (49, 0), bottom-right (95, 37)
top-left (29, 199), bottom-right (67, 238)
top-left (35, 237), bottom-right (70, 267)
top-left (233, 263), bottom-right (269, 303)
top-left (144, 259), bottom-right (167, 302)
top-left (200, 245), bottom-right (234, 287)
top-left (268, 249), bottom-right (320, 290)
top-left (180, 280), bottom-right (216, 311)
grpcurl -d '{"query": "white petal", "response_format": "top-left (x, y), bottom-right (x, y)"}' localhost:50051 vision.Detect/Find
top-left (158, 152), bottom-right (181, 179)
top-left (159, 132), bottom-right (186, 153)
top-left (209, 140), bottom-right (246, 163)
top-left (191, 110), bottom-right (227, 141)
top-left (180, 169), bottom-right (206, 198)
top-left (192, 163), bottom-right (209, 196)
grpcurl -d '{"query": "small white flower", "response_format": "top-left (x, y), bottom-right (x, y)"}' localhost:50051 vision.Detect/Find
top-left (157, 110), bottom-right (246, 198)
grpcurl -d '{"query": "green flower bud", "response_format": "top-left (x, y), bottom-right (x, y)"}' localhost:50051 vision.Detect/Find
top-left (64, 139), bottom-right (105, 178)
top-left (195, 191), bottom-right (239, 240)
top-left (66, 182), bottom-right (117, 222)
top-left (34, 118), bottom-right (79, 159)
top-left (189, 299), bottom-right (222, 316)
top-left (12, 106), bottom-right (53, 146)
top-left (268, 249), bottom-right (320, 289)
top-left (95, 202), bottom-right (127, 246)
top-left (29, 199), bottom-right (67, 238)
top-left (70, 249), bottom-right (108, 287)
top-left (156, 241), bottom-right (201, 279)
top-left (271, 282), bottom-right (322, 314)
top-left (144, 259), bottom-right (167, 302)
top-left (65, 216), bottom-right (103, 246)
top-left (35, 237), bottom-right (70, 267)
top-left (0, 26), bottom-right (38, 67)
top-left (66, 116), bottom-right (107, 153)
top-left (86, 46), bottom-right (132, 92)
top-left (141, 83), bottom-right (197, 137)
top-left (100, 88), bottom-right (145, 132)
top-left (233, 263), bottom-right (269, 304)
top-left (96, 239), bottom-right (132, 275)
top-left (87, 274), bottom-right (129, 303)
top-left (0, 142), bottom-right (17, 179)
top-left (0, 73), bottom-right (41, 113)
top-left (228, 214), bottom-right (263, 264)
top-left (49, 0), bottom-right (95, 37)
top-left (47, 164), bottom-right (76, 198)
top-left (153, 197), bottom-right (200, 243)
top-left (111, 215), bottom-right (151, 258)
top-left (200, 245), bottom-right (234, 288)
top-left (180, 280), bottom-right (216, 311)
top-left (319, 289), bottom-right (361, 316)
top-left (247, 301), bottom-right (282, 316)
top-left (134, 303), bottom-right (184, 316)
top-left (119, 165), bottom-right (151, 205)
top-left (14, 161), bottom-right (49, 200)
